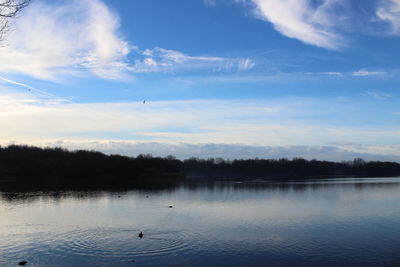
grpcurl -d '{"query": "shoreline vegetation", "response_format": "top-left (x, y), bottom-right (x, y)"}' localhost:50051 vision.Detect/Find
top-left (0, 145), bottom-right (400, 190)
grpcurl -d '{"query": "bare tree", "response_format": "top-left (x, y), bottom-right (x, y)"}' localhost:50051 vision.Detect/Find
top-left (0, 0), bottom-right (31, 40)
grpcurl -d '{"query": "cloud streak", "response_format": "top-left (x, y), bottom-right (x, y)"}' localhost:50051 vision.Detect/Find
top-left (0, 76), bottom-right (72, 103)
top-left (352, 69), bottom-right (386, 77)
top-left (133, 47), bottom-right (255, 73)
top-left (376, 0), bottom-right (400, 34)
top-left (250, 0), bottom-right (344, 50)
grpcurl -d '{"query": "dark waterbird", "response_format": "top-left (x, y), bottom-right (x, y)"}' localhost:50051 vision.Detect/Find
top-left (18, 261), bottom-right (27, 266)
top-left (138, 231), bottom-right (143, 238)
top-left (169, 205), bottom-right (173, 208)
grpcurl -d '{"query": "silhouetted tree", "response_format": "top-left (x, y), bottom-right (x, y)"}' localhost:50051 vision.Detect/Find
top-left (0, 0), bottom-right (30, 40)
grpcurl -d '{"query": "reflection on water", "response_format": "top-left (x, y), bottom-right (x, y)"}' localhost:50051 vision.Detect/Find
top-left (1, 177), bottom-right (400, 266)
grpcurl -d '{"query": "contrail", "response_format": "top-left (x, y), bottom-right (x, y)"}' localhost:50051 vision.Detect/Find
top-left (0, 76), bottom-right (74, 103)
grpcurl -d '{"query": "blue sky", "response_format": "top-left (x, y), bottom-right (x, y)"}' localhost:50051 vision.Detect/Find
top-left (0, 0), bottom-right (399, 161)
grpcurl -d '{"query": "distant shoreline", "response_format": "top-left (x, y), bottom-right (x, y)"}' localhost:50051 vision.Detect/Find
top-left (1, 145), bottom-right (400, 190)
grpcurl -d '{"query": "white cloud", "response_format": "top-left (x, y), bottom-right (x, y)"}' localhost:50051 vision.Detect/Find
top-left (0, 0), bottom-right (257, 81)
top-left (352, 69), bottom-right (386, 76)
top-left (250, 0), bottom-right (344, 49)
top-left (364, 91), bottom-right (391, 100)
top-left (143, 58), bottom-right (158, 67)
top-left (145, 47), bottom-right (223, 64)
top-left (133, 47), bottom-right (254, 73)
top-left (320, 72), bottom-right (342, 76)
top-left (1, 87), bottom-right (400, 154)
top-left (0, 0), bottom-right (258, 81)
top-left (0, 0), bottom-right (132, 80)
top-left (376, 0), bottom-right (400, 34)
top-left (237, 58), bottom-right (256, 72)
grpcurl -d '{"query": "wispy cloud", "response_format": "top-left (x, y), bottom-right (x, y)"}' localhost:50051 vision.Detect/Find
top-left (316, 69), bottom-right (389, 78)
top-left (132, 47), bottom-right (223, 72)
top-left (233, 0), bottom-right (400, 49)
top-left (376, 0), bottom-right (400, 34)
top-left (320, 72), bottom-right (343, 76)
top-left (133, 47), bottom-right (255, 73)
top-left (145, 47), bottom-right (224, 63)
top-left (352, 69), bottom-right (386, 76)
top-left (237, 58), bottom-right (256, 72)
top-left (0, 0), bottom-right (132, 81)
top-left (250, 0), bottom-right (344, 50)
top-left (0, 0), bottom-right (255, 81)
top-left (363, 91), bottom-right (391, 100)
top-left (0, 76), bottom-right (72, 103)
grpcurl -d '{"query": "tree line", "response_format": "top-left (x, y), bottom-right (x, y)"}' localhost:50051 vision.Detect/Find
top-left (178, 157), bottom-right (400, 179)
top-left (0, 145), bottom-right (183, 189)
top-left (0, 145), bottom-right (399, 189)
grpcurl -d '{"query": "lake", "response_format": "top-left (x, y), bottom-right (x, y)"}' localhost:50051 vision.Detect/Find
top-left (1, 177), bottom-right (400, 266)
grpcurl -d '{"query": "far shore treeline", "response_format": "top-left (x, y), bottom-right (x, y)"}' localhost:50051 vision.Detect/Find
top-left (0, 145), bottom-right (400, 189)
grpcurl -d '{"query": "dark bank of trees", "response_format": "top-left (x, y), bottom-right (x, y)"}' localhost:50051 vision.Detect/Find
top-left (0, 145), bottom-right (400, 189)
top-left (180, 157), bottom-right (400, 179)
top-left (0, 145), bottom-right (183, 189)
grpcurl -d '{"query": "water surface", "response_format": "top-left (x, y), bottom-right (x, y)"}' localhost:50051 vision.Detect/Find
top-left (1, 177), bottom-right (400, 266)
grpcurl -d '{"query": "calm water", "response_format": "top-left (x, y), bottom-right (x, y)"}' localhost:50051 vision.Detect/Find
top-left (1, 177), bottom-right (400, 266)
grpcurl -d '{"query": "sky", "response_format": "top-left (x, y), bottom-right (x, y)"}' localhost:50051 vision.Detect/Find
top-left (0, 0), bottom-right (400, 161)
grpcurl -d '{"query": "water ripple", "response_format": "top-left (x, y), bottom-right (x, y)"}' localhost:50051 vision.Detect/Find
top-left (0, 226), bottom-right (201, 266)
top-left (51, 227), bottom-right (198, 259)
